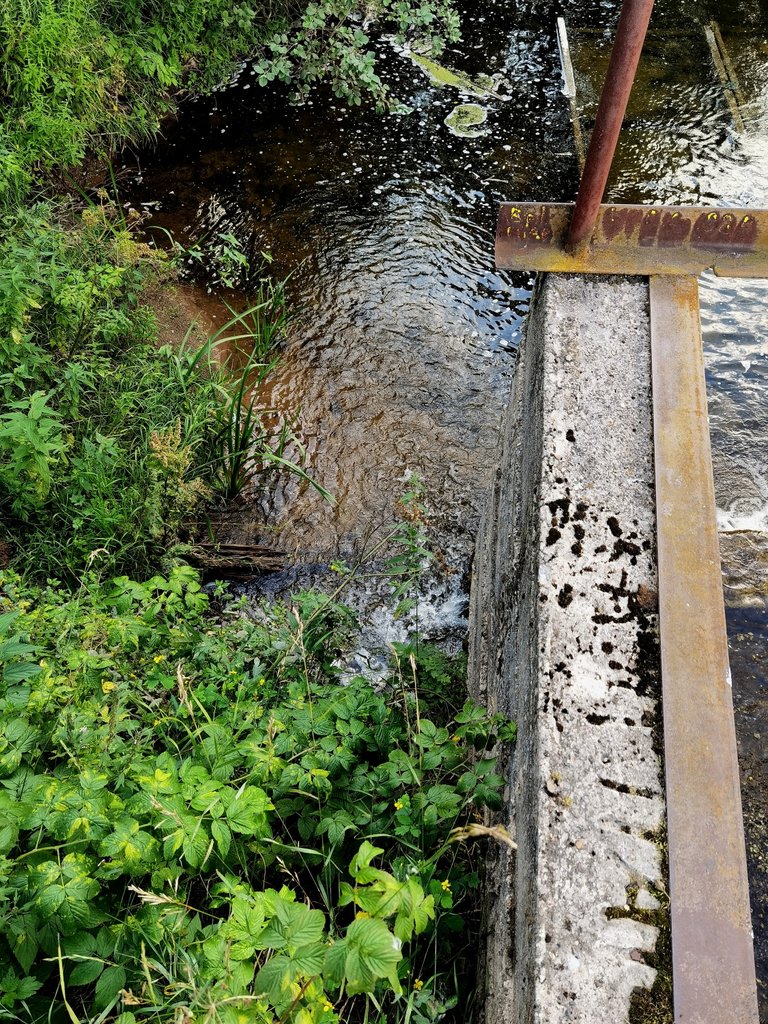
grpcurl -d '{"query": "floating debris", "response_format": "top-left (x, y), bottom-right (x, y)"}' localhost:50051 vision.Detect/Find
top-left (444, 103), bottom-right (488, 137)
top-left (392, 40), bottom-right (506, 99)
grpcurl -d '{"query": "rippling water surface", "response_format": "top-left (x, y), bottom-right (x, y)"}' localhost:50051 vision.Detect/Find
top-left (125, 0), bottom-right (768, 1012)
top-left (126, 0), bottom-right (572, 561)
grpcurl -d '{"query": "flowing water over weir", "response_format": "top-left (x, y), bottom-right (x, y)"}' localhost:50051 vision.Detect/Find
top-left (125, 0), bottom-right (768, 1013)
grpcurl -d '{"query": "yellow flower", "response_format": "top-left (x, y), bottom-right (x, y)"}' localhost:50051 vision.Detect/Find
top-left (394, 799), bottom-right (404, 811)
top-left (153, 654), bottom-right (166, 664)
top-left (101, 680), bottom-right (116, 693)
top-left (450, 734), bottom-right (460, 744)
top-left (413, 979), bottom-right (424, 991)
top-left (258, 677), bottom-right (266, 686)
top-left (322, 1001), bottom-right (334, 1013)
top-left (440, 879), bottom-right (451, 892)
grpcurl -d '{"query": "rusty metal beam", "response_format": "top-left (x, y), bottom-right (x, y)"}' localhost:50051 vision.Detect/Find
top-left (649, 275), bottom-right (759, 1024)
top-left (496, 203), bottom-right (768, 277)
top-left (567, 0), bottom-right (655, 250)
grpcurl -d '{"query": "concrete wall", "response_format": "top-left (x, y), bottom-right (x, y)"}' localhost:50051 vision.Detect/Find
top-left (469, 274), bottom-right (667, 1024)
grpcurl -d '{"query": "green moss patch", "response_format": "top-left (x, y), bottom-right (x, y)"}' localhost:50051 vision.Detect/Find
top-left (409, 52), bottom-right (499, 98)
top-left (444, 103), bottom-right (488, 137)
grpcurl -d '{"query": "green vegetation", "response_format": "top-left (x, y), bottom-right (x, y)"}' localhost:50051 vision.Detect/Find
top-left (0, 569), bottom-right (515, 1021)
top-left (0, 0), bottom-right (464, 572)
top-left (0, 220), bottom-right (516, 1019)
top-left (0, 1), bottom-right (516, 1021)
top-left (0, 198), bottom-right (317, 582)
top-left (0, 0), bottom-right (464, 574)
top-left (443, 104), bottom-right (487, 138)
top-left (406, 53), bottom-right (499, 100)
top-left (0, 0), bottom-right (460, 203)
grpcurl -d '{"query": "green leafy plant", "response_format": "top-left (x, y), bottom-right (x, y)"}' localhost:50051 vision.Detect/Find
top-left (386, 474), bottom-right (433, 618)
top-left (0, 202), bottom-right (329, 581)
top-left (0, 0), bottom-right (461, 205)
top-left (170, 294), bottom-right (333, 506)
top-left (0, 391), bottom-right (67, 514)
top-left (210, 349), bottom-right (333, 505)
top-left (0, 567), bottom-right (514, 1022)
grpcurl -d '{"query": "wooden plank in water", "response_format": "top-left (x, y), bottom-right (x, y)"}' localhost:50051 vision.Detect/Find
top-left (705, 22), bottom-right (746, 132)
top-left (556, 17), bottom-right (586, 171)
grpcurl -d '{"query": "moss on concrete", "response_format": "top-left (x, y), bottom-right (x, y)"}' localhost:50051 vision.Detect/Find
top-left (605, 831), bottom-right (673, 1024)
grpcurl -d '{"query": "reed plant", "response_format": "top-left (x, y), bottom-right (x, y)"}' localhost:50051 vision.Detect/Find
top-left (175, 293), bottom-right (334, 505)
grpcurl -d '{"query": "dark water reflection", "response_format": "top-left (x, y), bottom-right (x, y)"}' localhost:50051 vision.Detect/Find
top-left (125, 0), bottom-right (602, 561)
top-left (125, 0), bottom-right (767, 1012)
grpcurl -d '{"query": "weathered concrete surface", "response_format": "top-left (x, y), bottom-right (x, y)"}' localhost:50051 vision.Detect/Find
top-left (469, 274), bottom-right (667, 1024)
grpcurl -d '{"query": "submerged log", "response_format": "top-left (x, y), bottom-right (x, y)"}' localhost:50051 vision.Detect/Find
top-left (185, 543), bottom-right (286, 578)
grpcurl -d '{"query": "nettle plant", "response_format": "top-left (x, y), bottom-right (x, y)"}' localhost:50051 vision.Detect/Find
top-left (0, 567), bottom-right (515, 1023)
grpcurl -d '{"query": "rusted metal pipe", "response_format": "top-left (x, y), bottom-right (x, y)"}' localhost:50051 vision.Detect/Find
top-left (566, 0), bottom-right (655, 252)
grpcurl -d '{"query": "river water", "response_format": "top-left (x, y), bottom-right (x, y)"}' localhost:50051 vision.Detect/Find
top-left (124, 0), bottom-right (768, 1014)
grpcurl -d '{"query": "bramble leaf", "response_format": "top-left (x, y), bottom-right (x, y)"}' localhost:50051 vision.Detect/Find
top-left (254, 953), bottom-right (292, 1005)
top-left (349, 841), bottom-right (384, 881)
top-left (340, 918), bottom-right (402, 995)
top-left (69, 958), bottom-right (105, 986)
top-left (94, 965), bottom-right (126, 1009)
top-left (255, 899), bottom-right (325, 951)
top-left (211, 818), bottom-right (232, 857)
top-left (226, 785), bottom-right (273, 835)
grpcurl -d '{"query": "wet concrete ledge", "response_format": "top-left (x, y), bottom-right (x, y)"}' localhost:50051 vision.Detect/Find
top-left (469, 274), bottom-right (667, 1024)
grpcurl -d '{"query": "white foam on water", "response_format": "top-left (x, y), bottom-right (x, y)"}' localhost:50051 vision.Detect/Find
top-left (717, 502), bottom-right (768, 535)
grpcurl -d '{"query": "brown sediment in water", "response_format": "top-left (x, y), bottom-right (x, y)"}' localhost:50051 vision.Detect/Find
top-left (143, 278), bottom-right (227, 349)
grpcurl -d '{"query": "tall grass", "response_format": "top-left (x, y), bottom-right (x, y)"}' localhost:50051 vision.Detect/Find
top-left (180, 297), bottom-right (334, 504)
top-left (0, 201), bottom-right (328, 583)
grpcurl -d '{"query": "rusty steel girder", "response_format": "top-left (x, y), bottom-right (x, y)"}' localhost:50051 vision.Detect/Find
top-left (496, 202), bottom-right (768, 277)
top-left (650, 277), bottom-right (760, 1024)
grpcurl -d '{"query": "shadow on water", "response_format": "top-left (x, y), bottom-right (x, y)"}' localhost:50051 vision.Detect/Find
top-left (124, 0), bottom-right (767, 1013)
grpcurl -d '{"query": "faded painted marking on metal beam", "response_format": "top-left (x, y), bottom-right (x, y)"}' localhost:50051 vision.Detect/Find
top-left (649, 275), bottom-right (759, 1024)
top-left (496, 203), bottom-right (768, 276)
